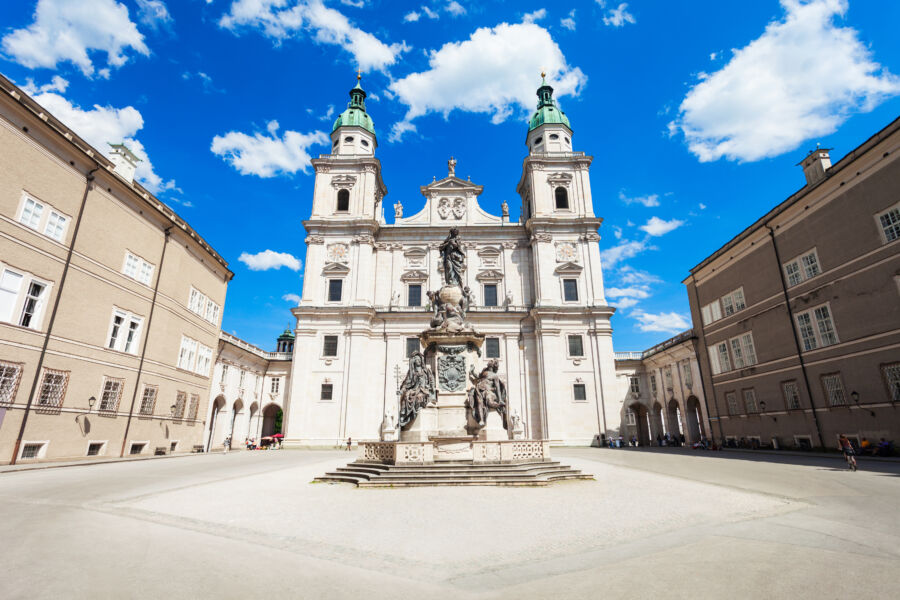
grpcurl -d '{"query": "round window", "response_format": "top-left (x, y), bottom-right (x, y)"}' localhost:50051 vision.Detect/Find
top-left (534, 137), bottom-right (543, 145)
top-left (361, 139), bottom-right (369, 147)
top-left (344, 136), bottom-right (354, 143)
top-left (549, 134), bottom-right (559, 140)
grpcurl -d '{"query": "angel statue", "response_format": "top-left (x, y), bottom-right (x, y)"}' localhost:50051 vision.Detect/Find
top-left (398, 351), bottom-right (436, 427)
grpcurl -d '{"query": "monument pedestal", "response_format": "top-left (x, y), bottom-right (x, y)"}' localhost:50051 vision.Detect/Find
top-left (400, 406), bottom-right (437, 442)
top-left (477, 410), bottom-right (509, 441)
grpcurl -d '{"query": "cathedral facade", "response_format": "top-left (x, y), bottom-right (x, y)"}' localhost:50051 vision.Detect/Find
top-left (283, 76), bottom-right (621, 446)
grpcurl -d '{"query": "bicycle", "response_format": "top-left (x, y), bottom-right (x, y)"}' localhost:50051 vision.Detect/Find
top-left (843, 449), bottom-right (858, 471)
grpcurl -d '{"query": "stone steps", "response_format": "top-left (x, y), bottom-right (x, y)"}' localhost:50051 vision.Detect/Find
top-left (314, 460), bottom-right (592, 487)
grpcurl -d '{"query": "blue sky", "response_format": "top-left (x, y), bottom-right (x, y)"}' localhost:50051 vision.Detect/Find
top-left (2, 0), bottom-right (899, 352)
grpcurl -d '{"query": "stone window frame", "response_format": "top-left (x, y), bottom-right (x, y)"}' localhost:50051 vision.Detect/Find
top-left (16, 190), bottom-right (71, 244)
top-left (795, 302), bottom-right (839, 351)
top-left (572, 380), bottom-right (588, 402)
top-left (820, 372), bottom-right (847, 407)
top-left (0, 359), bottom-right (24, 406)
top-left (36, 367), bottom-right (69, 411)
top-left (484, 337), bottom-right (501, 360)
top-left (561, 277), bottom-right (580, 303)
top-left (546, 173), bottom-right (574, 213)
top-left (482, 282), bottom-right (499, 307)
top-left (725, 391), bottom-right (739, 416)
top-left (19, 441), bottom-right (49, 460)
top-left (330, 175), bottom-right (357, 215)
top-left (566, 334), bottom-right (585, 359)
top-left (781, 380), bottom-right (801, 411)
top-left (138, 384), bottom-right (158, 416)
top-left (0, 263), bottom-right (53, 331)
top-left (881, 362), bottom-right (900, 404)
top-left (326, 278), bottom-right (344, 303)
top-left (321, 334), bottom-right (340, 359)
top-left (728, 332), bottom-right (758, 369)
top-left (874, 201), bottom-right (900, 244)
top-left (86, 441), bottom-right (107, 457)
top-left (783, 248), bottom-right (822, 287)
top-left (406, 283), bottom-right (423, 307)
top-left (320, 380), bottom-right (335, 402)
top-left (405, 337), bottom-right (420, 358)
top-left (98, 376), bottom-right (125, 414)
top-left (742, 388), bottom-right (759, 414)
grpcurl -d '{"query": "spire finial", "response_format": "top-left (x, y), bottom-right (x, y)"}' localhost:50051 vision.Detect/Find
top-left (541, 69), bottom-right (546, 82)
top-left (356, 66), bottom-right (362, 81)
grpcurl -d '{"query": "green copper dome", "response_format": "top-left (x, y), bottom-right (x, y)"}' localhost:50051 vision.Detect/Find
top-left (277, 327), bottom-right (295, 342)
top-left (528, 75), bottom-right (571, 132)
top-left (332, 77), bottom-right (375, 135)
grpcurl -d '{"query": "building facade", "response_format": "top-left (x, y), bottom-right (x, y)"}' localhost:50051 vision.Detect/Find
top-left (205, 331), bottom-right (292, 451)
top-left (283, 76), bottom-right (621, 446)
top-left (614, 331), bottom-right (710, 446)
top-left (0, 74), bottom-right (232, 463)
top-left (685, 117), bottom-right (900, 450)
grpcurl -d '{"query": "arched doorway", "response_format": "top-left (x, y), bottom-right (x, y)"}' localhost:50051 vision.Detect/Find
top-left (229, 399), bottom-right (243, 443)
top-left (206, 396), bottom-right (225, 451)
top-left (685, 395), bottom-right (705, 442)
top-left (246, 402), bottom-right (259, 442)
top-left (261, 404), bottom-right (283, 437)
top-left (627, 402), bottom-right (651, 446)
top-left (667, 399), bottom-right (683, 440)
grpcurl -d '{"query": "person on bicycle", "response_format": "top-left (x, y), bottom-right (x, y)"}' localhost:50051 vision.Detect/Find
top-left (838, 434), bottom-right (857, 470)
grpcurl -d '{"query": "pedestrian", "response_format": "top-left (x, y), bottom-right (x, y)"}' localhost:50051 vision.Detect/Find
top-left (346, 436), bottom-right (352, 451)
top-left (223, 435), bottom-right (231, 454)
top-left (630, 435), bottom-right (637, 447)
top-left (656, 434), bottom-right (662, 447)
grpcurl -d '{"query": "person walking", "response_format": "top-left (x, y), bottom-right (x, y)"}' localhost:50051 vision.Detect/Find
top-left (223, 435), bottom-right (231, 455)
top-left (838, 434), bottom-right (857, 471)
top-left (346, 437), bottom-right (352, 451)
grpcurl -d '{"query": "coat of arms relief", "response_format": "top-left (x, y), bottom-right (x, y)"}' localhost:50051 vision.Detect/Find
top-left (437, 197), bottom-right (466, 220)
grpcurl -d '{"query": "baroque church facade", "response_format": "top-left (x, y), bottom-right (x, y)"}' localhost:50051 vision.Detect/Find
top-left (283, 76), bottom-right (621, 446)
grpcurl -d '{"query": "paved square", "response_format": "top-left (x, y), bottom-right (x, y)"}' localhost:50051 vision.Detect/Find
top-left (1, 449), bottom-right (898, 599)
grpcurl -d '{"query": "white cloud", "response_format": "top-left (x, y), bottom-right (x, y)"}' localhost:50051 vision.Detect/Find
top-left (2, 0), bottom-right (149, 77)
top-left (21, 75), bottom-right (69, 95)
top-left (239, 250), bottom-right (302, 271)
top-left (219, 0), bottom-right (408, 72)
top-left (709, 52), bottom-right (717, 61)
top-left (445, 1), bottom-right (466, 17)
top-left (611, 297), bottom-right (639, 311)
top-left (599, 239), bottom-right (651, 268)
top-left (560, 10), bottom-right (576, 31)
top-left (404, 11), bottom-right (421, 23)
top-left (136, 0), bottom-right (173, 30)
top-left (631, 310), bottom-right (691, 334)
top-left (617, 266), bottom-right (662, 286)
top-left (211, 120), bottom-right (328, 178)
top-left (639, 216), bottom-right (685, 237)
top-left (618, 190), bottom-right (660, 207)
top-left (602, 3), bottom-right (635, 28)
top-left (421, 6), bottom-right (439, 19)
top-left (698, 203), bottom-right (707, 210)
top-left (22, 85), bottom-right (172, 193)
top-left (388, 21), bottom-right (586, 140)
top-left (670, 0), bottom-right (900, 163)
top-left (282, 293), bottom-right (302, 304)
top-left (523, 9), bottom-right (546, 24)
top-left (606, 287), bottom-right (650, 299)
top-left (340, 0), bottom-right (366, 7)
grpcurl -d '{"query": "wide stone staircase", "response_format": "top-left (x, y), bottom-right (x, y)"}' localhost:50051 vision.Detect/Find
top-left (314, 459), bottom-right (593, 487)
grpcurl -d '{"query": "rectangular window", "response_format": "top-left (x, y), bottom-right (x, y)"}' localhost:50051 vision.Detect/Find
top-left (19, 197), bottom-right (43, 230)
top-left (629, 376), bottom-right (640, 394)
top-left (726, 392), bottom-right (739, 415)
top-left (187, 394), bottom-right (200, 420)
top-left (129, 443), bottom-right (146, 455)
top-left (625, 408), bottom-right (636, 426)
top-left (173, 391), bottom-right (187, 419)
top-left (567, 335), bottom-right (584, 357)
top-left (821, 373), bottom-right (846, 407)
top-left (573, 383), bottom-right (587, 401)
top-left (721, 287), bottom-right (746, 317)
top-left (709, 341), bottom-right (731, 375)
top-left (729, 332), bottom-right (757, 369)
top-left (327, 279), bottom-right (343, 302)
top-left (123, 253), bottom-right (154, 285)
top-left (483, 284), bottom-right (498, 307)
top-left (796, 304), bottom-right (838, 351)
top-left (321, 383), bottom-right (333, 401)
top-left (99, 378), bottom-right (124, 413)
top-left (21, 443), bottom-right (44, 459)
top-left (196, 344), bottom-right (212, 376)
top-left (563, 279), bottom-right (578, 302)
top-left (881, 362), bottom-right (900, 403)
top-left (682, 362), bottom-right (693, 388)
top-left (18, 280), bottom-right (46, 329)
top-left (877, 204), bottom-right (900, 243)
top-left (37, 368), bottom-right (68, 408)
top-left (650, 374), bottom-right (658, 397)
top-left (485, 337), bottom-right (500, 358)
top-left (87, 442), bottom-right (105, 456)
top-left (701, 300), bottom-right (723, 326)
top-left (138, 260), bottom-right (154, 285)
top-left (271, 377), bottom-right (281, 394)
top-left (44, 211), bottom-right (68, 242)
top-left (177, 336), bottom-right (198, 370)
top-left (0, 269), bottom-right (24, 323)
top-left (782, 381), bottom-right (801, 410)
top-left (239, 369), bottom-right (245, 388)
top-left (108, 309), bottom-right (142, 354)
top-left (405, 337), bottom-right (419, 358)
top-left (743, 389), bottom-right (758, 414)
top-left (323, 335), bottom-right (338, 357)
top-left (407, 284), bottom-right (422, 307)
top-left (0, 360), bottom-right (24, 405)
top-left (187, 287), bottom-right (218, 323)
top-left (139, 385), bottom-right (157, 415)
top-left (784, 249), bottom-right (821, 287)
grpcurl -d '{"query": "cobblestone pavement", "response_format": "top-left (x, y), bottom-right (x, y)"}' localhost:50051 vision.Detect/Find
top-left (1, 448), bottom-right (898, 599)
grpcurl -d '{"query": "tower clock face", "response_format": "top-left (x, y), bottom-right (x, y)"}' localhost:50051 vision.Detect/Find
top-left (556, 243), bottom-right (577, 262)
top-left (327, 243), bottom-right (349, 263)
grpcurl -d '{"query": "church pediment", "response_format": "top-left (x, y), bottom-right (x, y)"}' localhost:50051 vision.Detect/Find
top-left (322, 262), bottom-right (351, 275)
top-left (475, 269), bottom-right (504, 281)
top-left (554, 261), bottom-right (583, 275)
top-left (400, 269), bottom-right (428, 282)
top-left (420, 175), bottom-right (484, 196)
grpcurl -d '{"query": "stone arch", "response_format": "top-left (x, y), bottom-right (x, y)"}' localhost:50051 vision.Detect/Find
top-left (336, 188), bottom-right (349, 212)
top-left (685, 395), bottom-right (706, 443)
top-left (651, 401), bottom-right (665, 442)
top-left (627, 402), bottom-right (651, 446)
top-left (246, 401), bottom-right (259, 442)
top-left (667, 398), bottom-right (683, 440)
top-left (261, 403), bottom-right (283, 438)
top-left (228, 399), bottom-right (244, 442)
top-left (206, 395), bottom-right (226, 451)
top-left (554, 186), bottom-right (569, 210)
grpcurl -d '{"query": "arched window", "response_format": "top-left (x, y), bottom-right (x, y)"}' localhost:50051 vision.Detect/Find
top-left (336, 189), bottom-right (350, 212)
top-left (555, 186), bottom-right (569, 210)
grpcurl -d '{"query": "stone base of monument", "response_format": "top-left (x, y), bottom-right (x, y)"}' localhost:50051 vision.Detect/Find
top-left (313, 438), bottom-right (593, 487)
top-left (476, 411), bottom-right (508, 441)
top-left (400, 406), bottom-right (438, 442)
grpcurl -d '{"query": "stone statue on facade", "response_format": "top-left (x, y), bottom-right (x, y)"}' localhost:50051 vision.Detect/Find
top-left (394, 201), bottom-right (403, 219)
top-left (398, 351), bottom-right (436, 427)
top-left (462, 286), bottom-right (475, 316)
top-left (439, 227), bottom-right (465, 288)
top-left (448, 156), bottom-right (457, 177)
top-left (466, 359), bottom-right (508, 430)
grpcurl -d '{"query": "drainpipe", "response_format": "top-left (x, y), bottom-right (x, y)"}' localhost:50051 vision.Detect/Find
top-left (10, 164), bottom-right (99, 465)
top-left (765, 225), bottom-right (825, 449)
top-left (118, 226), bottom-right (172, 457)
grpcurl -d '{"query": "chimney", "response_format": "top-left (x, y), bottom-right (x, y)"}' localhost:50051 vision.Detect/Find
top-left (107, 143), bottom-right (141, 184)
top-left (799, 147), bottom-right (831, 186)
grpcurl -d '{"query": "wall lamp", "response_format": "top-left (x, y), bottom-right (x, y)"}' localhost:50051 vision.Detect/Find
top-left (759, 400), bottom-right (777, 422)
top-left (851, 391), bottom-right (875, 417)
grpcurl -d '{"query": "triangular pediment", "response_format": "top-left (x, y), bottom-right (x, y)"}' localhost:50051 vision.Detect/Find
top-left (322, 262), bottom-right (351, 275)
top-left (420, 175), bottom-right (484, 196)
top-left (400, 269), bottom-right (428, 281)
top-left (554, 261), bottom-right (583, 274)
top-left (475, 269), bottom-right (504, 281)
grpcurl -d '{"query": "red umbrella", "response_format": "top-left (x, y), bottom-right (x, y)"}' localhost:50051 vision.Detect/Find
top-left (272, 433), bottom-right (284, 439)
